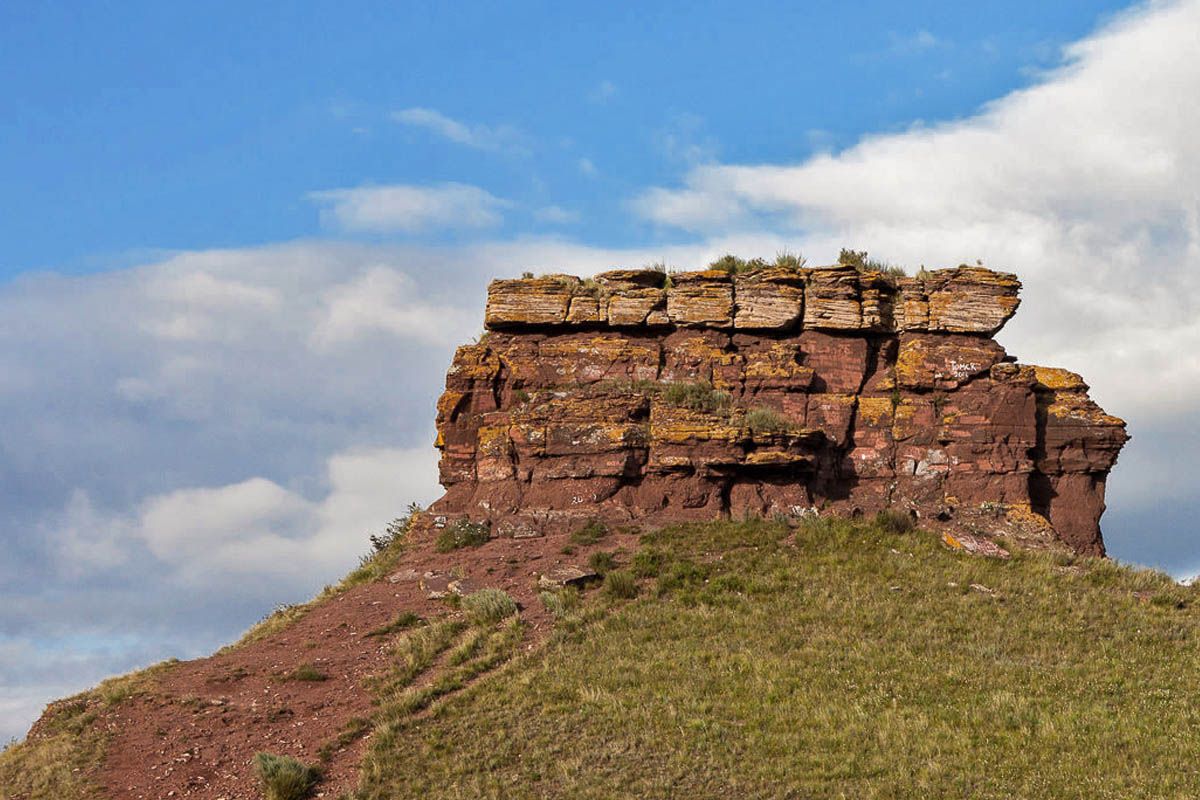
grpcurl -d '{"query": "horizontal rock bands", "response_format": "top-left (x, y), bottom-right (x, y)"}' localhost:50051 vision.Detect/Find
top-left (485, 265), bottom-right (1021, 336)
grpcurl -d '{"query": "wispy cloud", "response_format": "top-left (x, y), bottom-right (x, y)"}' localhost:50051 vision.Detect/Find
top-left (392, 107), bottom-right (530, 155)
top-left (309, 183), bottom-right (510, 234)
top-left (578, 157), bottom-right (598, 177)
top-left (653, 112), bottom-right (718, 165)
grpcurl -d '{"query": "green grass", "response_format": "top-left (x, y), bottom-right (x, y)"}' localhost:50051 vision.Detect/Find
top-left (345, 516), bottom-right (1200, 799)
top-left (569, 519), bottom-right (608, 546)
top-left (462, 588), bottom-right (519, 626)
top-left (254, 752), bottom-right (320, 800)
top-left (0, 659), bottom-right (179, 800)
top-left (587, 550), bottom-right (616, 575)
top-left (661, 381), bottom-right (731, 414)
top-left (278, 663), bottom-right (328, 682)
top-left (741, 407), bottom-right (792, 435)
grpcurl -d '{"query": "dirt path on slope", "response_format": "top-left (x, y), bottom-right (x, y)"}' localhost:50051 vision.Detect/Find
top-left (93, 527), bottom-right (634, 799)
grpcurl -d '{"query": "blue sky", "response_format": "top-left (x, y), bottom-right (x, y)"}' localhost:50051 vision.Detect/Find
top-left (4, 0), bottom-right (1199, 742)
top-left (2, 0), bottom-right (1130, 273)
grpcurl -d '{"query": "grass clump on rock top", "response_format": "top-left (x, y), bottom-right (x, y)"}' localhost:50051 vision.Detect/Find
top-left (661, 381), bottom-right (731, 414)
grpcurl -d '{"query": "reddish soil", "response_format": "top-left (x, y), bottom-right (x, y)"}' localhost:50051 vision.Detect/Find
top-left (78, 524), bottom-right (640, 799)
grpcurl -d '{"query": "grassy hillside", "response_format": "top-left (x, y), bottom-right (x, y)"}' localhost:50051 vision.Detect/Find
top-left (352, 517), bottom-right (1200, 800)
top-left (6, 514), bottom-right (1200, 799)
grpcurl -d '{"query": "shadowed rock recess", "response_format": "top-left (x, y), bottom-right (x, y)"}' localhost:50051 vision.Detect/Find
top-left (432, 264), bottom-right (1128, 555)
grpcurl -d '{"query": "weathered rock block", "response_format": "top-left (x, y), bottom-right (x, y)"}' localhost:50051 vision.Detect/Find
top-left (439, 262), bottom-right (1126, 554)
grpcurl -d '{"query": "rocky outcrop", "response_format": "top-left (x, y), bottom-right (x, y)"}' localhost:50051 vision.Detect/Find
top-left (434, 263), bottom-right (1128, 555)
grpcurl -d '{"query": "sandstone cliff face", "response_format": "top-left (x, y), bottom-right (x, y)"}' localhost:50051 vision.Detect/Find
top-left (431, 264), bottom-right (1128, 555)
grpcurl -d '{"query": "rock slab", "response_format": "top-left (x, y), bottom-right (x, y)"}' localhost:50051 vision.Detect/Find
top-left (436, 264), bottom-right (1127, 555)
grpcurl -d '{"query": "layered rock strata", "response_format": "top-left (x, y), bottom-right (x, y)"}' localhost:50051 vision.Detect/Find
top-left (432, 264), bottom-right (1127, 555)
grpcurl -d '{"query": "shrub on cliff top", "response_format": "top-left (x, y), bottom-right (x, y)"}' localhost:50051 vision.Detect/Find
top-left (253, 752), bottom-right (320, 800)
top-left (838, 247), bottom-right (906, 277)
top-left (662, 381), bottom-right (732, 414)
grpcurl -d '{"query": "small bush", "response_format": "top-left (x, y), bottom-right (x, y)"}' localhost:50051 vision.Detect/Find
top-left (539, 588), bottom-right (581, 620)
top-left (435, 519), bottom-right (490, 553)
top-left (603, 570), bottom-right (638, 600)
top-left (838, 247), bottom-right (904, 277)
top-left (254, 752), bottom-right (320, 800)
top-left (708, 254), bottom-right (747, 273)
top-left (588, 551), bottom-right (617, 575)
top-left (282, 663), bottom-right (328, 682)
top-left (708, 254), bottom-right (776, 274)
top-left (662, 381), bottom-right (731, 414)
top-left (631, 547), bottom-right (667, 578)
top-left (571, 519), bottom-right (608, 546)
top-left (775, 249), bottom-right (807, 270)
top-left (874, 509), bottom-right (916, 534)
top-left (463, 588), bottom-right (519, 626)
top-left (743, 408), bottom-right (791, 435)
top-left (369, 502), bottom-right (422, 554)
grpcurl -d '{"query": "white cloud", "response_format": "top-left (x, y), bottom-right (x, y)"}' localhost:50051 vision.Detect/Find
top-left (127, 446), bottom-right (441, 584)
top-left (311, 266), bottom-right (475, 349)
top-left (392, 107), bottom-right (529, 155)
top-left (633, 0), bottom-right (1200, 437)
top-left (578, 157), bottom-right (598, 177)
top-left (309, 183), bottom-right (511, 234)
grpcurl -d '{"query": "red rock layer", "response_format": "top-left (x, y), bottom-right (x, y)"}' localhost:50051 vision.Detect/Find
top-left (431, 265), bottom-right (1127, 555)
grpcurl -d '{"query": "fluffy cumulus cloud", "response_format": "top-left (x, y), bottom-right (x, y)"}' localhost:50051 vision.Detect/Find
top-left (309, 183), bottom-right (511, 233)
top-left (634, 0), bottom-right (1200, 570)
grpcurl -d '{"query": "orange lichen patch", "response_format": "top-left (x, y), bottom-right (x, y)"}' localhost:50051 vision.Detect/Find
top-left (446, 344), bottom-right (501, 380)
top-left (1032, 366), bottom-right (1088, 391)
top-left (744, 450), bottom-right (813, 467)
top-left (742, 343), bottom-right (814, 387)
top-left (857, 397), bottom-right (893, 427)
top-left (1005, 503), bottom-right (1058, 537)
top-left (890, 399), bottom-right (920, 439)
top-left (436, 390), bottom-right (468, 420)
top-left (942, 532), bottom-right (964, 551)
top-left (476, 425), bottom-right (512, 456)
top-left (649, 401), bottom-right (742, 445)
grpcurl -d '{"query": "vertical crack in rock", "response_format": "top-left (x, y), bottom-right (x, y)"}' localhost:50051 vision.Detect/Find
top-left (435, 263), bottom-right (1128, 552)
